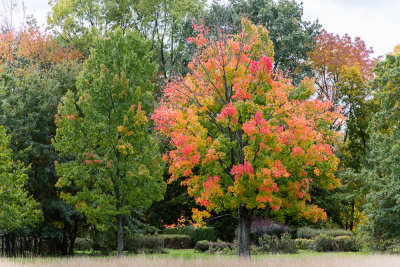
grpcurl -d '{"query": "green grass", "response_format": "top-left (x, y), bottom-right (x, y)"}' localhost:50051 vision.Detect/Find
top-left (146, 248), bottom-right (374, 260)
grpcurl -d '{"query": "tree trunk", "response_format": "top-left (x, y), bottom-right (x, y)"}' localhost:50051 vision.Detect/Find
top-left (237, 206), bottom-right (252, 258)
top-left (350, 200), bottom-right (355, 231)
top-left (117, 214), bottom-right (124, 257)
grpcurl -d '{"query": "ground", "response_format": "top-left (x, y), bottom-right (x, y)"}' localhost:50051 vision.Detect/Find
top-left (2, 250), bottom-right (400, 267)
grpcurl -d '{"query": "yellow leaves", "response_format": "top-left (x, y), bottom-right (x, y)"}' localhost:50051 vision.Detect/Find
top-left (138, 164), bottom-right (150, 176)
top-left (117, 143), bottom-right (134, 155)
top-left (53, 221), bottom-right (64, 229)
top-left (390, 44), bottom-right (400, 56)
top-left (117, 125), bottom-right (126, 132)
top-left (74, 201), bottom-right (87, 212)
top-left (191, 208), bottom-right (211, 227)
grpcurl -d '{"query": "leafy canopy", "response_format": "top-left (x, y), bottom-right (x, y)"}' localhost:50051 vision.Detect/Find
top-left (153, 19), bottom-right (342, 224)
top-left (53, 28), bottom-right (165, 229)
top-left (0, 126), bottom-right (42, 231)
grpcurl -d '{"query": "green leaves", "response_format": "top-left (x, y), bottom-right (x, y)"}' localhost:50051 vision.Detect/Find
top-left (362, 54), bottom-right (400, 239)
top-left (54, 29), bottom-right (165, 236)
top-left (0, 126), bottom-right (42, 231)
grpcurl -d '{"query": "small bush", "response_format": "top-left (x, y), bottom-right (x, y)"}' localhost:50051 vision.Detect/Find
top-left (295, 238), bottom-right (315, 250)
top-left (258, 233), bottom-right (297, 254)
top-left (297, 227), bottom-right (322, 239)
top-left (313, 235), bottom-right (360, 252)
top-left (194, 241), bottom-right (233, 253)
top-left (163, 225), bottom-right (216, 244)
top-left (297, 227), bottom-right (354, 239)
top-left (160, 234), bottom-right (192, 249)
top-left (124, 235), bottom-right (164, 253)
top-left (74, 238), bottom-right (93, 251)
top-left (251, 225), bottom-right (292, 245)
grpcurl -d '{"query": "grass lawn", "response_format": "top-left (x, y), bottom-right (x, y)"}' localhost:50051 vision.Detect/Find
top-left (2, 249), bottom-right (400, 267)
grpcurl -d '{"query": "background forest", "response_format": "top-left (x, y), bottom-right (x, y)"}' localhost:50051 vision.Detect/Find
top-left (0, 0), bottom-right (399, 258)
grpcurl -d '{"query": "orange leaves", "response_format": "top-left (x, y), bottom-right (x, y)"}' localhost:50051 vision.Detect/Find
top-left (0, 31), bottom-right (17, 63)
top-left (0, 26), bottom-right (82, 67)
top-left (309, 30), bottom-right (376, 82)
top-left (200, 175), bottom-right (223, 209)
top-left (153, 18), bottom-right (341, 225)
top-left (217, 103), bottom-right (238, 126)
top-left (231, 161), bottom-right (254, 179)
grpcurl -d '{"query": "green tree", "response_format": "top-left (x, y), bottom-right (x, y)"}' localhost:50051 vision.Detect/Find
top-left (0, 22), bottom-right (84, 255)
top-left (0, 125), bottom-right (42, 231)
top-left (53, 28), bottom-right (166, 256)
top-left (48, 0), bottom-right (203, 78)
top-left (362, 53), bottom-right (400, 240)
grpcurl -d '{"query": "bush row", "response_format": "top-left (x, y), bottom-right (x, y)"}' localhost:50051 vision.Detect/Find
top-left (162, 225), bottom-right (216, 245)
top-left (296, 227), bottom-right (354, 239)
top-left (313, 235), bottom-right (360, 252)
top-left (258, 233), bottom-right (297, 254)
top-left (194, 241), bottom-right (233, 252)
top-left (76, 234), bottom-right (194, 253)
top-left (251, 225), bottom-right (292, 245)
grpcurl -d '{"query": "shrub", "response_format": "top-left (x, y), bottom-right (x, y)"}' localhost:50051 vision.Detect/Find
top-left (74, 238), bottom-right (93, 251)
top-left (297, 227), bottom-right (321, 239)
top-left (325, 229), bottom-right (354, 238)
top-left (297, 227), bottom-right (354, 239)
top-left (194, 241), bottom-right (233, 253)
top-left (258, 233), bottom-right (297, 254)
top-left (160, 234), bottom-right (192, 249)
top-left (163, 225), bottom-right (216, 244)
top-left (251, 225), bottom-right (292, 245)
top-left (124, 235), bottom-right (164, 253)
top-left (313, 235), bottom-right (360, 252)
top-left (295, 238), bottom-right (315, 250)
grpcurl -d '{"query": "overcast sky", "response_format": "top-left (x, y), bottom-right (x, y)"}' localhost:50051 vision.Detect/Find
top-left (18, 0), bottom-right (400, 57)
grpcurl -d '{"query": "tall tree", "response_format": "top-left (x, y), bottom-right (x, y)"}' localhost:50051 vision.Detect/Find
top-left (48, 0), bottom-right (203, 78)
top-left (0, 125), bottom-right (42, 232)
top-left (362, 53), bottom-right (400, 240)
top-left (153, 19), bottom-right (341, 257)
top-left (308, 31), bottom-right (378, 230)
top-left (308, 29), bottom-right (377, 111)
top-left (53, 28), bottom-right (166, 256)
top-left (0, 22), bottom-right (83, 255)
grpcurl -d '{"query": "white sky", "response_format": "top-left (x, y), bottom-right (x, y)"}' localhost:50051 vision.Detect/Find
top-left (14, 0), bottom-right (400, 57)
top-left (301, 0), bottom-right (400, 57)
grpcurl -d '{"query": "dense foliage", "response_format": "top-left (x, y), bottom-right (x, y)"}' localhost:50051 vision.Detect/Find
top-left (1, 0), bottom-right (400, 258)
top-left (53, 29), bottom-right (166, 256)
top-left (153, 18), bottom-right (341, 256)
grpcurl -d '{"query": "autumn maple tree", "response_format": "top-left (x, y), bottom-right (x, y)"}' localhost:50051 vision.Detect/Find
top-left (153, 18), bottom-right (342, 257)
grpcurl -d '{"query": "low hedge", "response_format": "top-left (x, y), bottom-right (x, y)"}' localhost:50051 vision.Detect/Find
top-left (160, 234), bottom-right (192, 249)
top-left (125, 235), bottom-right (164, 253)
top-left (194, 241), bottom-right (233, 252)
top-left (75, 237), bottom-right (93, 251)
top-left (314, 235), bottom-right (360, 252)
top-left (163, 225), bottom-right (216, 244)
top-left (258, 233), bottom-right (297, 254)
top-left (297, 227), bottom-right (354, 239)
top-left (295, 238), bottom-right (315, 250)
top-left (251, 225), bottom-right (292, 245)
top-left (125, 234), bottom-right (193, 252)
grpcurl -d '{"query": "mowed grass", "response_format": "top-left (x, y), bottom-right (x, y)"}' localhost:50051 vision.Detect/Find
top-left (3, 250), bottom-right (400, 267)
